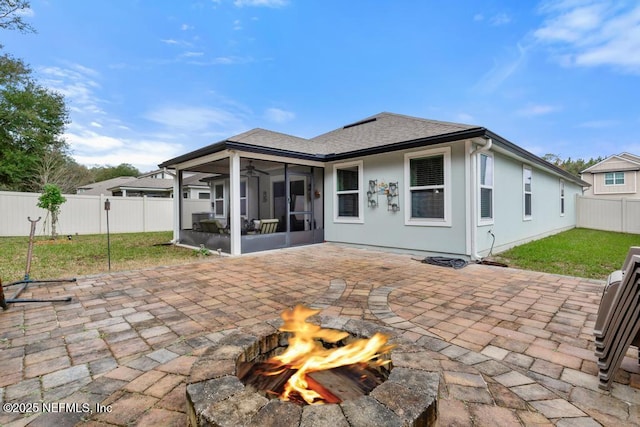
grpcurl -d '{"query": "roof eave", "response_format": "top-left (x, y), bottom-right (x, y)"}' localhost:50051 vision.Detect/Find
top-left (224, 141), bottom-right (327, 161)
top-left (327, 127), bottom-right (487, 161)
top-left (158, 140), bottom-right (228, 169)
top-left (485, 130), bottom-right (590, 188)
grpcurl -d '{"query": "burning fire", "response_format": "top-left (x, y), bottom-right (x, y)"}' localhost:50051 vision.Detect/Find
top-left (266, 305), bottom-right (394, 405)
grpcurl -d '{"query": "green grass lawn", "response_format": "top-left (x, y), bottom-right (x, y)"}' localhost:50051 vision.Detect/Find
top-left (2, 228), bottom-right (637, 283)
top-left (0, 231), bottom-right (202, 281)
top-left (492, 228), bottom-right (640, 279)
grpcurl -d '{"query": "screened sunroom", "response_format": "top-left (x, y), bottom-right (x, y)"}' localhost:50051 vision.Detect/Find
top-left (160, 131), bottom-right (325, 255)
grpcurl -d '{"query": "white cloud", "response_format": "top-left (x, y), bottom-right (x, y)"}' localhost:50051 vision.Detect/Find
top-left (473, 14), bottom-right (484, 22)
top-left (65, 122), bottom-right (185, 172)
top-left (491, 13), bottom-right (512, 26)
top-left (181, 51), bottom-right (204, 57)
top-left (474, 43), bottom-right (528, 92)
top-left (578, 119), bottom-right (619, 128)
top-left (66, 128), bottom-right (124, 151)
top-left (455, 113), bottom-right (476, 123)
top-left (90, 121), bottom-right (103, 128)
top-left (264, 107), bottom-right (295, 123)
top-left (186, 56), bottom-right (254, 65)
top-left (516, 104), bottom-right (562, 116)
top-left (161, 38), bottom-right (179, 45)
top-left (234, 0), bottom-right (288, 7)
top-left (534, 1), bottom-right (640, 73)
top-left (39, 65), bottom-right (105, 115)
top-left (144, 106), bottom-right (246, 132)
top-left (15, 7), bottom-right (34, 17)
top-left (233, 19), bottom-right (243, 30)
top-left (181, 23), bottom-right (194, 31)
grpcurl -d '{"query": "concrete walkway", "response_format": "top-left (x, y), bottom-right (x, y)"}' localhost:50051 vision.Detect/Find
top-left (0, 243), bottom-right (638, 426)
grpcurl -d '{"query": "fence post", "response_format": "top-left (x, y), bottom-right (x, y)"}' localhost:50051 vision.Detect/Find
top-left (576, 195), bottom-right (582, 228)
top-left (99, 194), bottom-right (105, 234)
top-left (622, 198), bottom-right (627, 233)
top-left (143, 195), bottom-right (147, 232)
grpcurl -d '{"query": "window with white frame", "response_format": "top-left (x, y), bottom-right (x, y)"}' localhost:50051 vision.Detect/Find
top-left (198, 192), bottom-right (210, 200)
top-left (523, 165), bottom-right (532, 219)
top-left (560, 179), bottom-right (565, 216)
top-left (240, 180), bottom-right (247, 216)
top-left (604, 172), bottom-right (624, 186)
top-left (404, 147), bottom-right (451, 226)
top-left (479, 153), bottom-right (493, 222)
top-left (334, 161), bottom-right (363, 222)
top-left (213, 183), bottom-right (225, 217)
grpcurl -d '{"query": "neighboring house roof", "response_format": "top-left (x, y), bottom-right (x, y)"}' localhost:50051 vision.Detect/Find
top-left (581, 153), bottom-right (640, 174)
top-left (108, 177), bottom-right (174, 192)
top-left (182, 172), bottom-right (215, 187)
top-left (76, 176), bottom-right (136, 195)
top-left (138, 169), bottom-right (175, 179)
top-left (159, 112), bottom-right (589, 187)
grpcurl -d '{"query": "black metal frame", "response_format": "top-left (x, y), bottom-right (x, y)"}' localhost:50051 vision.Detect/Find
top-left (1, 217), bottom-right (74, 310)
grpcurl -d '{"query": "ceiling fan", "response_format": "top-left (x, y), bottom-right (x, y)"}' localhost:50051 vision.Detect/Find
top-left (241, 160), bottom-right (270, 176)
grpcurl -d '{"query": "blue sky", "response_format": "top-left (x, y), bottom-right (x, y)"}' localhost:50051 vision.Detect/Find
top-left (5, 0), bottom-right (640, 172)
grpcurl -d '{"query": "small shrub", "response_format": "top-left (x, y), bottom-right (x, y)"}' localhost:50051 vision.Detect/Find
top-left (194, 244), bottom-right (210, 257)
top-left (37, 184), bottom-right (66, 239)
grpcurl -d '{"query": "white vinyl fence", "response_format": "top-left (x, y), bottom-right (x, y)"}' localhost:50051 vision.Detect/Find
top-left (576, 195), bottom-right (640, 234)
top-left (0, 191), bottom-right (210, 237)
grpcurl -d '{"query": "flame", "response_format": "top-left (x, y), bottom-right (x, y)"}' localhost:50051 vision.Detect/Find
top-left (267, 305), bottom-right (394, 404)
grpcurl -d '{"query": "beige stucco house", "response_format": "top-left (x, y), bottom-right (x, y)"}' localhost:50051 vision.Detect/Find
top-left (581, 153), bottom-right (640, 199)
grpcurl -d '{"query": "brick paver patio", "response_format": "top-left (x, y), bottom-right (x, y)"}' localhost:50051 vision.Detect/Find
top-left (0, 243), bottom-right (638, 426)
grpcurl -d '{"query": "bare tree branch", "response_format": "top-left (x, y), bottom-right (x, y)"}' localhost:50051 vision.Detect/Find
top-left (0, 0), bottom-right (35, 34)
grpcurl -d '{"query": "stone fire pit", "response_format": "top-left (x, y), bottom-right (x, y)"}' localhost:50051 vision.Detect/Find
top-left (186, 316), bottom-right (439, 426)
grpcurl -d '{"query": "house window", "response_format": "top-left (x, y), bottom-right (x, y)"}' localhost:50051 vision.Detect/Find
top-left (523, 165), bottom-right (532, 219)
top-left (198, 192), bottom-right (210, 200)
top-left (404, 147), bottom-right (451, 226)
top-left (213, 183), bottom-right (225, 217)
top-left (560, 180), bottom-right (565, 216)
top-left (479, 153), bottom-right (493, 222)
top-left (334, 161), bottom-right (363, 222)
top-left (240, 180), bottom-right (247, 216)
top-left (604, 172), bottom-right (624, 185)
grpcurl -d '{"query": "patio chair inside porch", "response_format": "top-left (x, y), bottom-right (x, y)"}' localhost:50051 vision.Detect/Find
top-left (257, 219), bottom-right (279, 234)
top-left (199, 219), bottom-right (225, 233)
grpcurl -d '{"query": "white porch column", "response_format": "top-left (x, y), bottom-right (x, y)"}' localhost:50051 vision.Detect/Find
top-left (173, 170), bottom-right (181, 243)
top-left (229, 151), bottom-right (241, 255)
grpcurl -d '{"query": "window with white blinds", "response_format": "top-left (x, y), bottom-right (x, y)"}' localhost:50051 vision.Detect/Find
top-left (334, 161), bottom-right (363, 222)
top-left (214, 183), bottom-right (225, 217)
top-left (404, 147), bottom-right (451, 226)
top-left (523, 165), bottom-right (532, 219)
top-left (479, 153), bottom-right (493, 222)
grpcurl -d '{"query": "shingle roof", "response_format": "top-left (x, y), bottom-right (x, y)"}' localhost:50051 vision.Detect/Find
top-left (108, 177), bottom-right (173, 191)
top-left (76, 176), bottom-right (136, 195)
top-left (228, 128), bottom-right (323, 154)
top-left (310, 112), bottom-right (480, 154)
top-left (157, 111), bottom-right (587, 187)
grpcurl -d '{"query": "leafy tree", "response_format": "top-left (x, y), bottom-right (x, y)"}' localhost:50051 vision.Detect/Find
top-left (542, 154), bottom-right (603, 178)
top-left (0, 0), bottom-right (70, 192)
top-left (91, 163), bottom-right (140, 182)
top-left (37, 183), bottom-right (66, 239)
top-left (0, 80), bottom-right (69, 190)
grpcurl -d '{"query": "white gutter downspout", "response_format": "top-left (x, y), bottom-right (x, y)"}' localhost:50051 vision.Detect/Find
top-left (470, 138), bottom-right (493, 260)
